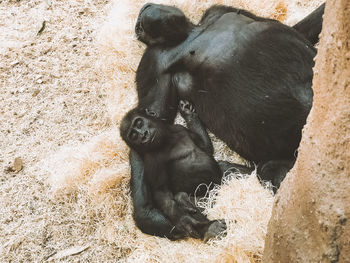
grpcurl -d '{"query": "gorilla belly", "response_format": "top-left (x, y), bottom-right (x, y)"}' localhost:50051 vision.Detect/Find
top-left (169, 149), bottom-right (221, 194)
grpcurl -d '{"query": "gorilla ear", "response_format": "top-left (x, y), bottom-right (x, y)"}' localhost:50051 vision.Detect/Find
top-left (120, 114), bottom-right (131, 143)
top-left (120, 109), bottom-right (138, 144)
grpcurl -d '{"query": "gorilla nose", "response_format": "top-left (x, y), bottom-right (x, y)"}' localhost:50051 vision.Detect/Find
top-left (142, 130), bottom-right (149, 143)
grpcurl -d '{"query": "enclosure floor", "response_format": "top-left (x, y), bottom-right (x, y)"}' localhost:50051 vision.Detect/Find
top-left (0, 0), bottom-right (322, 262)
top-left (0, 0), bottom-right (111, 261)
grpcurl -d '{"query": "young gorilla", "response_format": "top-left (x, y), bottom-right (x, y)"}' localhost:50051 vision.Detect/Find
top-left (120, 100), bottom-right (250, 241)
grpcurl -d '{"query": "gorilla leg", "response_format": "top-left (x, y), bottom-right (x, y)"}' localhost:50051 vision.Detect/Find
top-left (174, 192), bottom-right (226, 242)
top-left (218, 160), bottom-right (254, 176)
top-left (218, 160), bottom-right (295, 193)
top-left (154, 189), bottom-right (206, 238)
top-left (293, 3), bottom-right (325, 45)
top-left (257, 160), bottom-right (295, 193)
top-left (129, 150), bottom-right (185, 239)
top-left (179, 100), bottom-right (214, 155)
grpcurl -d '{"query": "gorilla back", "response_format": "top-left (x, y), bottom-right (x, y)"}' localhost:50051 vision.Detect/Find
top-left (137, 4), bottom-right (316, 163)
top-left (172, 13), bottom-right (315, 162)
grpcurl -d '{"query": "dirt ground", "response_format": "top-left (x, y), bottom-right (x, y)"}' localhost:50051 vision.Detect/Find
top-left (0, 0), bottom-right (323, 262)
top-left (1, 0), bottom-right (111, 261)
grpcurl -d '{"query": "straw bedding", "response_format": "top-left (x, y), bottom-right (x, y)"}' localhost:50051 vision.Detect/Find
top-left (0, 0), bottom-right (322, 262)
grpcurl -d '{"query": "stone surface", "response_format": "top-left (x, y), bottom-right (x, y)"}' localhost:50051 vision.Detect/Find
top-left (263, 0), bottom-right (350, 262)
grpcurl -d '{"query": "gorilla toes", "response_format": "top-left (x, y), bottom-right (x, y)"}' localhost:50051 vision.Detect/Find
top-left (179, 100), bottom-right (196, 117)
top-left (169, 227), bottom-right (187, 240)
top-left (203, 220), bottom-right (227, 243)
top-left (174, 192), bottom-right (198, 214)
top-left (176, 215), bottom-right (207, 239)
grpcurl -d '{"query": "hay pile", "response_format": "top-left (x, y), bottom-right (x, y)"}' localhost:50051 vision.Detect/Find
top-left (1, 0), bottom-right (323, 262)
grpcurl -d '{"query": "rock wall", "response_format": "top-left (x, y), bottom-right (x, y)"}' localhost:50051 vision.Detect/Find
top-left (263, 0), bottom-right (350, 262)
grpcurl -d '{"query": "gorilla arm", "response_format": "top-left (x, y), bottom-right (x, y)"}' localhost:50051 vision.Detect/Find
top-left (179, 100), bottom-right (214, 155)
top-left (293, 3), bottom-right (325, 46)
top-left (130, 47), bottom-right (182, 239)
top-left (137, 72), bottom-right (178, 123)
top-left (153, 189), bottom-right (203, 239)
top-left (199, 4), bottom-right (276, 26)
top-left (136, 47), bottom-right (178, 123)
top-left (129, 150), bottom-right (185, 239)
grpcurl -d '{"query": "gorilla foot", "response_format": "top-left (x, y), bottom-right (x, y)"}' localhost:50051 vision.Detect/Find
top-left (174, 192), bottom-right (199, 214)
top-left (203, 219), bottom-right (227, 243)
top-left (175, 214), bottom-right (208, 239)
top-left (218, 160), bottom-right (254, 177)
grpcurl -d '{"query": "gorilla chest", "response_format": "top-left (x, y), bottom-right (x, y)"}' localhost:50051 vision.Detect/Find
top-left (166, 138), bottom-right (219, 194)
top-left (167, 139), bottom-right (212, 174)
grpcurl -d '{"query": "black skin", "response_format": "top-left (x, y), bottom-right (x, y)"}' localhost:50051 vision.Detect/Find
top-left (120, 100), bottom-right (244, 240)
top-left (126, 3), bottom-right (325, 239)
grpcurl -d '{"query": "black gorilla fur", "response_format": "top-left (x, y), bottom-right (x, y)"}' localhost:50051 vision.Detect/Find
top-left (120, 100), bottom-right (247, 240)
top-left (124, 3), bottom-right (325, 239)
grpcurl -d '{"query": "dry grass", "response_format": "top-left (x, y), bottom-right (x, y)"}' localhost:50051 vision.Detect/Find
top-left (0, 0), bottom-right (323, 262)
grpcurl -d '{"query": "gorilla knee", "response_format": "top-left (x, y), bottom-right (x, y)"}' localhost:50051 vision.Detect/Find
top-left (174, 192), bottom-right (188, 202)
top-left (203, 220), bottom-right (227, 242)
top-left (218, 161), bottom-right (254, 176)
top-left (258, 160), bottom-right (295, 192)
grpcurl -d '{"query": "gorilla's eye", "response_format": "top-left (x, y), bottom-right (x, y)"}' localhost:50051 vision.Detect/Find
top-left (135, 118), bottom-right (143, 129)
top-left (129, 131), bottom-right (138, 142)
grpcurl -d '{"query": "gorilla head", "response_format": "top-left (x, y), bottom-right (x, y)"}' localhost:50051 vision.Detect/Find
top-left (120, 108), bottom-right (167, 152)
top-left (135, 3), bottom-right (193, 46)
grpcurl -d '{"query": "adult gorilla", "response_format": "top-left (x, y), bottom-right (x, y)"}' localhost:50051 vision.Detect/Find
top-left (128, 3), bottom-right (325, 239)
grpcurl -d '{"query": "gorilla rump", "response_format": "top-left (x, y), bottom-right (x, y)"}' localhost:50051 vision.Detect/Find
top-left (125, 3), bottom-right (325, 239)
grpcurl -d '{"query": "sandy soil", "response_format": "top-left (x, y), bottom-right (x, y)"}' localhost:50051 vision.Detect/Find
top-left (0, 0), bottom-right (111, 261)
top-left (0, 0), bottom-right (323, 262)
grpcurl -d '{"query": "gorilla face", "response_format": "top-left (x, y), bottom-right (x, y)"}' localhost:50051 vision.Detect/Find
top-left (135, 3), bottom-right (192, 46)
top-left (127, 116), bottom-right (157, 146)
top-left (120, 110), bottom-right (167, 152)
